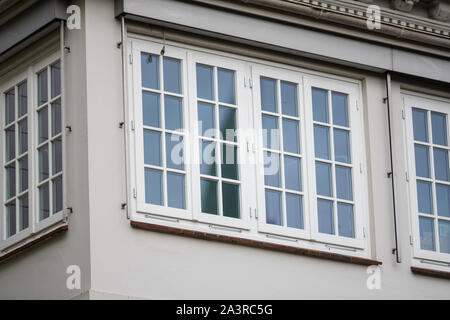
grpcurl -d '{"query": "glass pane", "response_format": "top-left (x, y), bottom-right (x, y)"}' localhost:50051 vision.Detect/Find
top-left (19, 156), bottom-right (28, 193)
top-left (39, 144), bottom-right (49, 182)
top-left (6, 164), bottom-right (16, 200)
top-left (39, 183), bottom-right (50, 221)
top-left (144, 130), bottom-right (161, 166)
top-left (167, 172), bottom-right (185, 209)
top-left (283, 119), bottom-right (300, 154)
top-left (262, 114), bottom-right (279, 150)
top-left (336, 165), bottom-right (352, 201)
top-left (53, 176), bottom-right (63, 214)
top-left (316, 161), bottom-right (332, 197)
top-left (218, 68), bottom-right (235, 104)
top-left (436, 184), bottom-right (450, 218)
top-left (51, 99), bottom-right (61, 136)
top-left (417, 180), bottom-right (433, 214)
top-left (163, 57), bottom-right (181, 94)
top-left (314, 125), bottom-right (330, 160)
top-left (144, 168), bottom-right (163, 205)
top-left (281, 81), bottom-right (297, 117)
top-left (434, 148), bottom-right (449, 181)
top-left (38, 69), bottom-right (48, 105)
top-left (196, 64), bottom-right (214, 101)
top-left (286, 193), bottom-right (303, 229)
top-left (221, 144), bottom-right (238, 180)
top-left (51, 61), bottom-right (61, 98)
top-left (52, 138), bottom-right (63, 175)
top-left (201, 179), bottom-right (218, 215)
top-left (141, 53), bottom-right (159, 89)
top-left (219, 106), bottom-right (237, 142)
top-left (222, 182), bottom-right (240, 218)
top-left (6, 202), bottom-right (16, 237)
top-left (164, 96), bottom-right (183, 131)
top-left (338, 203), bottom-right (354, 238)
top-left (5, 126), bottom-right (15, 162)
top-left (334, 129), bottom-right (351, 164)
top-left (265, 189), bottom-right (282, 226)
top-left (38, 107), bottom-right (49, 143)
top-left (200, 140), bottom-right (216, 176)
top-left (142, 92), bottom-right (160, 128)
top-left (332, 92), bottom-right (348, 127)
top-left (318, 199), bottom-right (334, 235)
top-left (18, 82), bottom-right (27, 117)
top-left (260, 77), bottom-right (277, 113)
top-left (264, 152), bottom-right (280, 188)
top-left (419, 217), bottom-right (435, 251)
top-left (19, 195), bottom-right (29, 231)
top-left (197, 102), bottom-right (215, 138)
top-left (412, 108), bottom-right (428, 142)
top-left (284, 156), bottom-right (301, 192)
top-left (166, 134), bottom-right (184, 170)
top-left (414, 144), bottom-right (430, 178)
top-left (431, 112), bottom-right (447, 146)
top-left (5, 89), bottom-right (15, 125)
top-left (438, 220), bottom-right (450, 254)
top-left (312, 88), bottom-right (328, 123)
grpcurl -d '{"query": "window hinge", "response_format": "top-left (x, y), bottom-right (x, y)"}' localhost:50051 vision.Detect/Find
top-left (402, 109), bottom-right (406, 120)
top-left (410, 235), bottom-right (414, 246)
top-left (133, 188), bottom-right (137, 198)
top-left (131, 120), bottom-right (135, 131)
top-left (360, 162), bottom-right (363, 173)
top-left (363, 227), bottom-right (366, 238)
top-left (249, 77), bottom-right (253, 89)
top-left (129, 54), bottom-right (133, 65)
top-left (255, 208), bottom-right (258, 219)
top-left (244, 76), bottom-right (247, 88)
top-left (249, 207), bottom-right (252, 218)
top-left (405, 171), bottom-right (409, 182)
top-left (356, 100), bottom-right (359, 111)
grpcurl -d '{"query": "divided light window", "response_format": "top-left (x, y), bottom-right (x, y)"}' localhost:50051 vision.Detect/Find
top-left (405, 94), bottom-right (450, 263)
top-left (130, 40), bottom-right (368, 254)
top-left (1, 53), bottom-right (64, 250)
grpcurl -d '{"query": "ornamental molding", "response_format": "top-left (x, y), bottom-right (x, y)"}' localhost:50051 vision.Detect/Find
top-left (284, 0), bottom-right (450, 38)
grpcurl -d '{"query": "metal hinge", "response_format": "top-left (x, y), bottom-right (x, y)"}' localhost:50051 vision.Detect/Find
top-left (131, 120), bottom-right (135, 131)
top-left (405, 171), bottom-right (409, 182)
top-left (402, 109), bottom-right (406, 120)
top-left (129, 54), bottom-right (133, 65)
top-left (249, 77), bottom-right (253, 88)
top-left (255, 208), bottom-right (258, 219)
top-left (356, 100), bottom-right (359, 111)
top-left (133, 188), bottom-right (137, 198)
top-left (363, 227), bottom-right (366, 238)
top-left (410, 235), bottom-right (414, 245)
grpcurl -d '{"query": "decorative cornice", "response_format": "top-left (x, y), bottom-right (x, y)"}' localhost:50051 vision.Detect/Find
top-left (285, 0), bottom-right (450, 38)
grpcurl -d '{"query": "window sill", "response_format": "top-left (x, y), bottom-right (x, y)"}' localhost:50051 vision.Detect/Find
top-left (0, 224), bottom-right (68, 264)
top-left (131, 221), bottom-right (381, 266)
top-left (411, 266), bottom-right (450, 280)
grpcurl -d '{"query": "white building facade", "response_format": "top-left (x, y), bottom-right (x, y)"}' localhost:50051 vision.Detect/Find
top-left (0, 0), bottom-right (449, 299)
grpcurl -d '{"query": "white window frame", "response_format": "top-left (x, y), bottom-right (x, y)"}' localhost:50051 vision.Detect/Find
top-left (0, 51), bottom-right (65, 252)
top-left (127, 36), bottom-right (371, 258)
top-left (404, 92), bottom-right (450, 264)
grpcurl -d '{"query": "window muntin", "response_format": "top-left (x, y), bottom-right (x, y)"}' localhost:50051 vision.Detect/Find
top-left (259, 76), bottom-right (304, 230)
top-left (36, 62), bottom-right (63, 222)
top-left (130, 40), bottom-right (368, 254)
top-left (3, 80), bottom-right (29, 238)
top-left (196, 63), bottom-right (241, 219)
top-left (312, 89), bottom-right (355, 239)
top-left (141, 52), bottom-right (186, 210)
top-left (1, 53), bottom-right (64, 250)
top-left (408, 102), bottom-right (450, 259)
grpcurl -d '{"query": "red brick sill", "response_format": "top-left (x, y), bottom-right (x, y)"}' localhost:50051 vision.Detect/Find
top-left (0, 225), bottom-right (68, 264)
top-left (131, 221), bottom-right (382, 266)
top-left (411, 266), bottom-right (450, 280)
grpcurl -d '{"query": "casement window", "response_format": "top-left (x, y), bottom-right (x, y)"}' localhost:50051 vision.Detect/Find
top-left (1, 52), bottom-right (64, 251)
top-left (128, 39), bottom-right (369, 256)
top-left (404, 93), bottom-right (450, 264)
